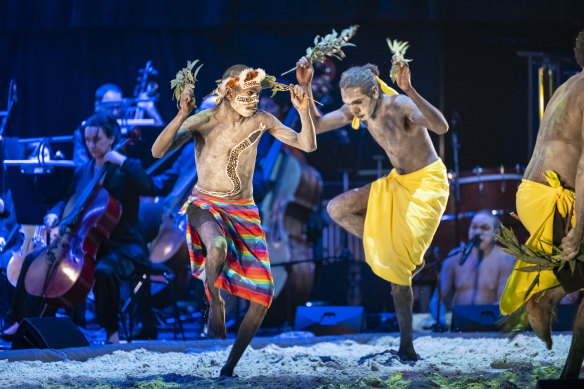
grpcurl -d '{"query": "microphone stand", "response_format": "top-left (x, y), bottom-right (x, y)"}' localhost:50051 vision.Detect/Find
top-left (431, 247), bottom-right (448, 332)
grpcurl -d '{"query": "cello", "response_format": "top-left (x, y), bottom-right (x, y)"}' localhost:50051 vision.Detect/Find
top-left (23, 134), bottom-right (136, 308)
top-left (6, 225), bottom-right (47, 287)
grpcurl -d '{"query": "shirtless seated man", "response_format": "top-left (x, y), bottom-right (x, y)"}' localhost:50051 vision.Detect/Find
top-left (431, 211), bottom-right (515, 325)
top-left (152, 66), bottom-right (316, 376)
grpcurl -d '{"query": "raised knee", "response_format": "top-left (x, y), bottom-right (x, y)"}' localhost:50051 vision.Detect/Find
top-left (326, 199), bottom-right (344, 224)
top-left (209, 236), bottom-right (227, 257)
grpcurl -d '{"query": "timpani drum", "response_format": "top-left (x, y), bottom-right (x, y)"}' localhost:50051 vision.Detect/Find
top-left (433, 164), bottom-right (527, 252)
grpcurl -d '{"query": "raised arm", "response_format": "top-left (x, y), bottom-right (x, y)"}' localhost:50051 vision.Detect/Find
top-left (295, 56), bottom-right (352, 134)
top-left (396, 62), bottom-right (449, 135)
top-left (267, 84), bottom-right (316, 152)
top-left (152, 84), bottom-right (199, 158)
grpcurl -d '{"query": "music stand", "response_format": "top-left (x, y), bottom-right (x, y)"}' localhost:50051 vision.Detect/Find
top-left (5, 163), bottom-right (74, 225)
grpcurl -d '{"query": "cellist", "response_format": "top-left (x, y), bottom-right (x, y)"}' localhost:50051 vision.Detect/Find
top-left (2, 113), bottom-right (156, 344)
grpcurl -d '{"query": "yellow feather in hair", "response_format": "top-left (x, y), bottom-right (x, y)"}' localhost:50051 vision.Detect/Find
top-left (375, 76), bottom-right (398, 95)
top-left (351, 116), bottom-right (360, 130)
top-left (216, 96), bottom-right (222, 105)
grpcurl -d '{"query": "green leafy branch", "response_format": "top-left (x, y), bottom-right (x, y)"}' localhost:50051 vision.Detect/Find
top-left (281, 25), bottom-right (359, 76)
top-left (170, 59), bottom-right (203, 108)
top-left (496, 223), bottom-right (584, 299)
top-left (386, 38), bottom-right (412, 83)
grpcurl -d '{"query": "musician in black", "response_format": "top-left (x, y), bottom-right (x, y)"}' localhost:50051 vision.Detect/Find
top-left (3, 114), bottom-right (156, 344)
top-left (73, 83), bottom-right (164, 166)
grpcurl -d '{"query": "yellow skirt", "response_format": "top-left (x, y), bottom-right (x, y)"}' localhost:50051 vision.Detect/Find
top-left (499, 171), bottom-right (575, 315)
top-left (363, 159), bottom-right (449, 286)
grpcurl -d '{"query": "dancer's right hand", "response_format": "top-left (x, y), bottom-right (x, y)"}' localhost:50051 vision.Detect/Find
top-left (180, 84), bottom-right (196, 116)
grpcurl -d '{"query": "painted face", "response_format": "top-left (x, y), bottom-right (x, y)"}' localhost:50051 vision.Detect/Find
top-left (229, 85), bottom-right (261, 117)
top-left (468, 213), bottom-right (497, 251)
top-left (341, 86), bottom-right (378, 121)
top-left (84, 126), bottom-right (114, 160)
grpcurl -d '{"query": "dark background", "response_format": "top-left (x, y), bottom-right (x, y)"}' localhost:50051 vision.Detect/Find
top-left (1, 0), bottom-right (583, 196)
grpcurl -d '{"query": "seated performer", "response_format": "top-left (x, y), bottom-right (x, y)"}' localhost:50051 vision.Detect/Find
top-left (499, 29), bottom-right (584, 379)
top-left (151, 65), bottom-right (316, 376)
top-left (74, 83), bottom-right (164, 165)
top-left (296, 56), bottom-right (449, 361)
top-left (3, 114), bottom-right (156, 343)
top-left (430, 211), bottom-right (515, 325)
top-left (73, 84), bottom-right (125, 165)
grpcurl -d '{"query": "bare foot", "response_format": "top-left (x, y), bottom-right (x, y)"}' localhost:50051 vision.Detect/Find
top-left (525, 287), bottom-right (565, 350)
top-left (397, 345), bottom-right (419, 362)
top-left (207, 298), bottom-right (226, 339)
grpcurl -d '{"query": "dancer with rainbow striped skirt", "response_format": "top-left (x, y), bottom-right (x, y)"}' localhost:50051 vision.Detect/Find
top-left (152, 65), bottom-right (316, 377)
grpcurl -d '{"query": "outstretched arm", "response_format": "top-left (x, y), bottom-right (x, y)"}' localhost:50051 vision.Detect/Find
top-left (295, 56), bottom-right (352, 134)
top-left (152, 84), bottom-right (201, 158)
top-left (268, 84), bottom-right (317, 152)
top-left (396, 62), bottom-right (449, 135)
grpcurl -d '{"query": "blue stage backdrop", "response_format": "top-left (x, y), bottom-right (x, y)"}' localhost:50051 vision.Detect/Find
top-left (0, 0), bottom-right (583, 179)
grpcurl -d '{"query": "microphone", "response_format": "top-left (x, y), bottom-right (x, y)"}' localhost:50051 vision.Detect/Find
top-left (459, 235), bottom-right (481, 266)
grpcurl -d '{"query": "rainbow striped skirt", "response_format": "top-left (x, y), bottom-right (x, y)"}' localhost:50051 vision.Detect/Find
top-left (179, 194), bottom-right (274, 307)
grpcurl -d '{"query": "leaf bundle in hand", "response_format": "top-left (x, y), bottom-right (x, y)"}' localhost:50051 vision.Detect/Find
top-left (496, 223), bottom-right (584, 299)
top-left (281, 25), bottom-right (358, 76)
top-left (386, 38), bottom-right (412, 83)
top-left (170, 59), bottom-right (203, 108)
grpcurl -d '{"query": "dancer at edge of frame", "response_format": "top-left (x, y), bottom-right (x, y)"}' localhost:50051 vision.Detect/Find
top-left (499, 28), bottom-right (584, 379)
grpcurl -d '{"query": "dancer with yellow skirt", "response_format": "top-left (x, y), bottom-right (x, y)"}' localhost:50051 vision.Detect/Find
top-left (295, 41), bottom-right (449, 361)
top-left (499, 29), bottom-right (584, 379)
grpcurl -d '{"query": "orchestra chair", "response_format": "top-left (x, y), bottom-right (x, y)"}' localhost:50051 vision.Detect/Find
top-left (120, 262), bottom-right (185, 342)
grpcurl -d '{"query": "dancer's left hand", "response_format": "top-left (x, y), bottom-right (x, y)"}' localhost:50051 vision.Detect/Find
top-left (290, 84), bottom-right (309, 111)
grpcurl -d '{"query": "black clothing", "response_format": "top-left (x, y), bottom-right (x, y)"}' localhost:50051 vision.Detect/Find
top-left (7, 250), bottom-right (57, 323)
top-left (51, 158), bottom-right (154, 266)
top-left (9, 157), bottom-right (156, 333)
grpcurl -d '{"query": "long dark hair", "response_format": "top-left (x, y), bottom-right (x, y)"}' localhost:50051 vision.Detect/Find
top-left (83, 113), bottom-right (121, 144)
